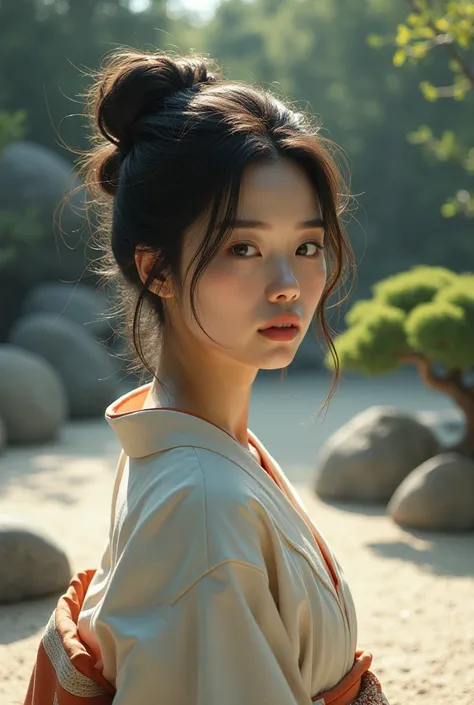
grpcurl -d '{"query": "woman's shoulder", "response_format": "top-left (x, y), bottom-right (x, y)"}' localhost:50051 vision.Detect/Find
top-left (116, 445), bottom-right (273, 577)
top-left (128, 443), bottom-right (267, 507)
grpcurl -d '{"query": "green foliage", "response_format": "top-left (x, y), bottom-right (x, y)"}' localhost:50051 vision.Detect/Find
top-left (435, 280), bottom-right (474, 325)
top-left (333, 304), bottom-right (409, 374)
top-left (369, 0), bottom-right (474, 218)
top-left (407, 127), bottom-right (474, 216)
top-left (0, 109), bottom-right (28, 152)
top-left (441, 190), bottom-right (474, 217)
top-left (344, 299), bottom-right (380, 327)
top-left (392, 2), bottom-right (474, 79)
top-left (0, 204), bottom-right (43, 270)
top-left (372, 265), bottom-right (457, 312)
top-left (1, 0), bottom-right (473, 285)
top-left (330, 265), bottom-right (474, 374)
top-left (406, 300), bottom-right (474, 369)
top-left (0, 109), bottom-right (43, 270)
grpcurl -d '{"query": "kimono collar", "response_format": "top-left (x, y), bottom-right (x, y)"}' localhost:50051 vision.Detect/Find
top-left (106, 383), bottom-right (342, 597)
top-left (105, 382), bottom-right (271, 474)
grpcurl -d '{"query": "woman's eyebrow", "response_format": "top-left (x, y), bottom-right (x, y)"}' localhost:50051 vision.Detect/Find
top-left (228, 217), bottom-right (324, 230)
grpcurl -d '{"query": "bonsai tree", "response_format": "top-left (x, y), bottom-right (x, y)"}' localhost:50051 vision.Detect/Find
top-left (330, 265), bottom-right (474, 457)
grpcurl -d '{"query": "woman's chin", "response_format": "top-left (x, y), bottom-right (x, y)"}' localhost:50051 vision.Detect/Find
top-left (258, 349), bottom-right (299, 370)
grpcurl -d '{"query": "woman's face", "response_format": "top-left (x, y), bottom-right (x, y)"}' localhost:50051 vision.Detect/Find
top-left (168, 158), bottom-right (327, 371)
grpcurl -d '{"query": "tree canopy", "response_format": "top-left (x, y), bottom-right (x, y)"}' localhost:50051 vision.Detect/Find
top-left (333, 265), bottom-right (474, 375)
top-left (331, 264), bottom-right (474, 454)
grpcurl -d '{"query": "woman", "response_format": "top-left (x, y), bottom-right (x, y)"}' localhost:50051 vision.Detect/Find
top-left (24, 49), bottom-right (389, 705)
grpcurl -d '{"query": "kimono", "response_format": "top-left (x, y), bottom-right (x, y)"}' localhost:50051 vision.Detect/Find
top-left (24, 383), bottom-right (389, 705)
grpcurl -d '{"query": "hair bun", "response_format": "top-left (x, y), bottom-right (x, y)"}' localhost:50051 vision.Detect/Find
top-left (94, 50), bottom-right (221, 153)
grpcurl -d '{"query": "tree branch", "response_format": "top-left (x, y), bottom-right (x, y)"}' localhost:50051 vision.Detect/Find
top-left (398, 353), bottom-right (474, 407)
top-left (398, 352), bottom-right (457, 394)
top-left (426, 80), bottom-right (472, 98)
top-left (406, 0), bottom-right (474, 88)
top-left (447, 369), bottom-right (464, 387)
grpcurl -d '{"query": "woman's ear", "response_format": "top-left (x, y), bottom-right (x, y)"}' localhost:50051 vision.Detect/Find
top-left (134, 250), bottom-right (174, 299)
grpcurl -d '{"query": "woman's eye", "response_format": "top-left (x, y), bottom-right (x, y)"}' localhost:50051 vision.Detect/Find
top-left (230, 243), bottom-right (258, 257)
top-left (229, 241), bottom-right (324, 258)
top-left (297, 242), bottom-right (324, 257)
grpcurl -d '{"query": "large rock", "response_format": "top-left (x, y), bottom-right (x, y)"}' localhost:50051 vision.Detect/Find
top-left (0, 345), bottom-right (66, 444)
top-left (0, 517), bottom-right (71, 603)
top-left (314, 406), bottom-right (439, 503)
top-left (388, 453), bottom-right (474, 531)
top-left (0, 141), bottom-right (82, 233)
top-left (0, 140), bottom-right (97, 341)
top-left (21, 282), bottom-right (113, 340)
top-left (8, 313), bottom-right (119, 418)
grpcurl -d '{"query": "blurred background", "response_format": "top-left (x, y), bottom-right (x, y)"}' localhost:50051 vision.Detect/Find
top-left (1, 6), bottom-right (473, 703)
top-left (0, 0), bottom-right (473, 460)
top-left (0, 0), bottom-right (472, 341)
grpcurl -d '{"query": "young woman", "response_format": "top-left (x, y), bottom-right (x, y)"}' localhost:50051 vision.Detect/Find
top-left (24, 49), bottom-right (389, 705)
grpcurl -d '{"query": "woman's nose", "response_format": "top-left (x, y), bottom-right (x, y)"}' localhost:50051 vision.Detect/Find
top-left (266, 261), bottom-right (300, 302)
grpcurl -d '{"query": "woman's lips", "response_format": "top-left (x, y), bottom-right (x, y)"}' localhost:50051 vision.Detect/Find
top-left (258, 326), bottom-right (298, 342)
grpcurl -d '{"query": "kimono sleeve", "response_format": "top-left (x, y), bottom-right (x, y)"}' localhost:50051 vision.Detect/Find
top-left (93, 559), bottom-right (313, 705)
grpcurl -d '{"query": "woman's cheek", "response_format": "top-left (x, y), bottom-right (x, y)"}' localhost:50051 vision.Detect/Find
top-left (204, 260), bottom-right (254, 296)
top-left (300, 260), bottom-right (326, 304)
top-left (193, 269), bottom-right (239, 321)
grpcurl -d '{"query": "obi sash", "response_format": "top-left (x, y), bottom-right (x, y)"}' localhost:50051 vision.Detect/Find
top-left (23, 569), bottom-right (388, 705)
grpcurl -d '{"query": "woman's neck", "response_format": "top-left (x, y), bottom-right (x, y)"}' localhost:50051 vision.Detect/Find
top-left (144, 349), bottom-right (257, 450)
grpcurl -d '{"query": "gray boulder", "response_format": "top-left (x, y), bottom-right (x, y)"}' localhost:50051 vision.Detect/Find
top-left (8, 313), bottom-right (119, 418)
top-left (21, 282), bottom-right (113, 340)
top-left (314, 406), bottom-right (439, 503)
top-left (0, 345), bottom-right (66, 444)
top-left (0, 141), bottom-right (96, 342)
top-left (0, 140), bottom-right (81, 234)
top-left (0, 516), bottom-right (71, 603)
top-left (388, 453), bottom-right (474, 531)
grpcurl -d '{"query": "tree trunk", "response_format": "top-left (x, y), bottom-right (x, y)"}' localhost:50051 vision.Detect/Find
top-left (399, 354), bottom-right (474, 459)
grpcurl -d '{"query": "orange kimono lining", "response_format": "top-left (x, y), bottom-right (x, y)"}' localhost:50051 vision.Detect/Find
top-left (24, 568), bottom-right (381, 705)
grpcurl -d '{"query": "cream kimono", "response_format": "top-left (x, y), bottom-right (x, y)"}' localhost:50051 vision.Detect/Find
top-left (77, 383), bottom-right (360, 705)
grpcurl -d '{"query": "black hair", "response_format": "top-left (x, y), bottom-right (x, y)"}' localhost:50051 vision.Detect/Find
top-left (77, 48), bottom-right (355, 407)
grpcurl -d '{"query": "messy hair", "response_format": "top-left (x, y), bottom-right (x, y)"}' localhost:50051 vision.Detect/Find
top-left (76, 47), bottom-right (355, 406)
